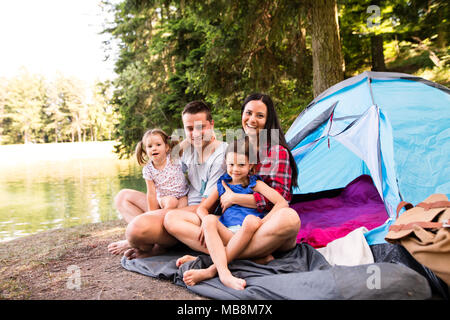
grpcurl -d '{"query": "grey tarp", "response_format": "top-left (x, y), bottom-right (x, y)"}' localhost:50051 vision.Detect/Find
top-left (121, 243), bottom-right (431, 300)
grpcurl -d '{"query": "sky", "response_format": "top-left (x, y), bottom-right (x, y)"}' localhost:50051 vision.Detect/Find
top-left (0, 0), bottom-right (118, 84)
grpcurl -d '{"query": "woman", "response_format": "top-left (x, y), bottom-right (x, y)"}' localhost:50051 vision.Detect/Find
top-left (164, 93), bottom-right (300, 262)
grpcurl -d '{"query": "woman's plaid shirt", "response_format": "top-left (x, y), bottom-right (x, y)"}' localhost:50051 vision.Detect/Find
top-left (254, 144), bottom-right (292, 212)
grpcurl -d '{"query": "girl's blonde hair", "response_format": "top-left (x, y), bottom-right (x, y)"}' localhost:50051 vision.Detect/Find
top-left (135, 128), bottom-right (178, 166)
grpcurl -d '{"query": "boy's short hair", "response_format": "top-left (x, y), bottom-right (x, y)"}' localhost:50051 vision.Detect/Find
top-left (225, 135), bottom-right (257, 164)
top-left (182, 100), bottom-right (213, 122)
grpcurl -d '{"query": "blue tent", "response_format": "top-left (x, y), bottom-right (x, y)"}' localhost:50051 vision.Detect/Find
top-left (285, 71), bottom-right (450, 245)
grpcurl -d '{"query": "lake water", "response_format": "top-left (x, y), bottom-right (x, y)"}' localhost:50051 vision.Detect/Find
top-left (0, 142), bottom-right (144, 242)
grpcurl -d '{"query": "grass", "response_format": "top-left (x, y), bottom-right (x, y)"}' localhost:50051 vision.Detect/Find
top-left (0, 277), bottom-right (31, 299)
top-left (0, 220), bottom-right (126, 299)
top-left (0, 219), bottom-right (206, 300)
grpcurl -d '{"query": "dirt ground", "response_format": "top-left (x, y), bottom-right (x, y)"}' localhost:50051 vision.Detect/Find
top-left (0, 220), bottom-right (208, 300)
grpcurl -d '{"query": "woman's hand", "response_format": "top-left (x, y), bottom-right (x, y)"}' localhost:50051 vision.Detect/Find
top-left (220, 180), bottom-right (235, 212)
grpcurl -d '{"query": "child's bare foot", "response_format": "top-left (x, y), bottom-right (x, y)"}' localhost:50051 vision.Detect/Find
top-left (123, 244), bottom-right (166, 260)
top-left (124, 248), bottom-right (152, 260)
top-left (183, 267), bottom-right (216, 286)
top-left (108, 239), bottom-right (131, 255)
top-left (176, 255), bottom-right (197, 267)
top-left (252, 254), bottom-right (274, 265)
top-left (219, 271), bottom-right (246, 290)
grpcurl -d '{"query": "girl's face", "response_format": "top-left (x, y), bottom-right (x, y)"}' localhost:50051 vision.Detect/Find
top-left (242, 100), bottom-right (267, 137)
top-left (145, 134), bottom-right (169, 163)
top-left (225, 152), bottom-right (252, 183)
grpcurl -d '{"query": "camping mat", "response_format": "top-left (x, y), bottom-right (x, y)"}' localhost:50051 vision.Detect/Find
top-left (121, 243), bottom-right (431, 300)
top-left (291, 175), bottom-right (388, 248)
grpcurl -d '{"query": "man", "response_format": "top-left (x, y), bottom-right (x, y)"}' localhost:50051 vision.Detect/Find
top-left (108, 101), bottom-right (227, 259)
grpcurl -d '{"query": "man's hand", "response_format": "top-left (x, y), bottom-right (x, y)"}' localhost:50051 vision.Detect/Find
top-left (220, 180), bottom-right (235, 212)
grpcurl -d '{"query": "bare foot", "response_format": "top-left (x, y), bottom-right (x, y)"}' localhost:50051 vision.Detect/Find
top-left (252, 254), bottom-right (275, 265)
top-left (123, 244), bottom-right (167, 260)
top-left (218, 271), bottom-right (246, 290)
top-left (108, 239), bottom-right (131, 255)
top-left (176, 255), bottom-right (197, 267)
top-left (183, 267), bottom-right (216, 286)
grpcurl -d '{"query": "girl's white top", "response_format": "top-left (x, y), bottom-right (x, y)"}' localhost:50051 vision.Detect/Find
top-left (142, 154), bottom-right (189, 199)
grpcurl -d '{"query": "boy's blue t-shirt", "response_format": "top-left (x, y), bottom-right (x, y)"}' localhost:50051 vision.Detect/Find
top-left (217, 173), bottom-right (266, 227)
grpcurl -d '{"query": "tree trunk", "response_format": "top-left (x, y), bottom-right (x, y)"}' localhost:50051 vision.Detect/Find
top-left (307, 0), bottom-right (344, 97)
top-left (370, 34), bottom-right (386, 71)
top-left (294, 11), bottom-right (309, 82)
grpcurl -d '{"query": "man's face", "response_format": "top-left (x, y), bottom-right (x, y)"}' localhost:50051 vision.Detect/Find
top-left (182, 112), bottom-right (214, 149)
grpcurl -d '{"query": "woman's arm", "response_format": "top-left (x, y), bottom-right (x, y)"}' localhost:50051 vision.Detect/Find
top-left (252, 180), bottom-right (289, 222)
top-left (220, 180), bottom-right (257, 211)
top-left (145, 179), bottom-right (159, 211)
top-left (253, 145), bottom-right (292, 212)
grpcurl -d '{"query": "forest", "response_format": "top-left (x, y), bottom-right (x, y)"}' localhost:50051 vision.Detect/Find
top-left (1, 0), bottom-right (448, 157)
top-left (0, 72), bottom-right (117, 144)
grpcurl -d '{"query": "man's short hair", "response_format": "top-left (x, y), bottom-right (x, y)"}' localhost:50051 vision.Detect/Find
top-left (182, 101), bottom-right (213, 122)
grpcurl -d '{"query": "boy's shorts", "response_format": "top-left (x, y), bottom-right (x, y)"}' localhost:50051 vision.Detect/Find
top-left (227, 225), bottom-right (242, 234)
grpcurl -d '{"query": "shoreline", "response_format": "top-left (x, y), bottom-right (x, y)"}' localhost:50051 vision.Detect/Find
top-left (0, 141), bottom-right (122, 165)
top-left (0, 220), bottom-right (206, 300)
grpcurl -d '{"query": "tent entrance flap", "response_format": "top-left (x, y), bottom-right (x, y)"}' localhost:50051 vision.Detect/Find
top-left (332, 105), bottom-right (383, 200)
top-left (293, 105), bottom-right (384, 202)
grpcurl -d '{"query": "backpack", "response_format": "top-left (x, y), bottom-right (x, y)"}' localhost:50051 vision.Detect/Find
top-left (385, 194), bottom-right (450, 286)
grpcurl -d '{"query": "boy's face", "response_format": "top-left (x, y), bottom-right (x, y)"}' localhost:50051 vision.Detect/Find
top-left (226, 152), bottom-right (252, 182)
top-left (182, 112), bottom-right (214, 149)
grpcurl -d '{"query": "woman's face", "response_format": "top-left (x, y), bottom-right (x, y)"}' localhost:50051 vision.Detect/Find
top-left (241, 100), bottom-right (267, 136)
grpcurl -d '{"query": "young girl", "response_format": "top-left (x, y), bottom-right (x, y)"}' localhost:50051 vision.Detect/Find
top-left (136, 128), bottom-right (189, 210)
top-left (178, 136), bottom-right (289, 290)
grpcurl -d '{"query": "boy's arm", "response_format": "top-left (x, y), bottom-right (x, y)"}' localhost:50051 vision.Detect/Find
top-left (145, 179), bottom-right (159, 211)
top-left (252, 180), bottom-right (289, 223)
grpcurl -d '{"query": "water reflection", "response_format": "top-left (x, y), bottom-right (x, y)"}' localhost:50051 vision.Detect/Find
top-left (0, 144), bottom-right (144, 242)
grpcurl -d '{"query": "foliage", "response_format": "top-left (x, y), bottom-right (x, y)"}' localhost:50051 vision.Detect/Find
top-left (0, 69), bottom-right (116, 145)
top-left (101, 0), bottom-right (313, 157)
top-left (339, 0), bottom-right (449, 75)
top-left (3, 0), bottom-right (447, 154)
